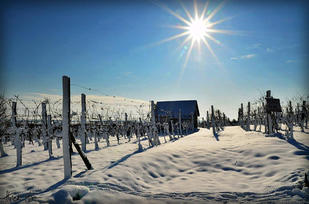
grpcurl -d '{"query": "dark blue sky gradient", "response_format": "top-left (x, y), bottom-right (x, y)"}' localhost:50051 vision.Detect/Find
top-left (1, 0), bottom-right (308, 118)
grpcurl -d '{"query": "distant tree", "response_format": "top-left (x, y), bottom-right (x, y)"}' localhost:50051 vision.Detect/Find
top-left (230, 119), bottom-right (238, 126)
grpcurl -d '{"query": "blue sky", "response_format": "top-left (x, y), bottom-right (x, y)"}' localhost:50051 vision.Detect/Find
top-left (1, 0), bottom-right (308, 119)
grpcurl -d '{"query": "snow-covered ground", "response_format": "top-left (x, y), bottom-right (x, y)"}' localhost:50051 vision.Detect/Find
top-left (0, 126), bottom-right (309, 203)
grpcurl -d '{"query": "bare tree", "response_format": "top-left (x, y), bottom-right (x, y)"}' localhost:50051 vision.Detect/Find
top-left (0, 95), bottom-right (8, 157)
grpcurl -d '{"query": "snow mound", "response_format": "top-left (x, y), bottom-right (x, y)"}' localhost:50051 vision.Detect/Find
top-left (51, 185), bottom-right (89, 203)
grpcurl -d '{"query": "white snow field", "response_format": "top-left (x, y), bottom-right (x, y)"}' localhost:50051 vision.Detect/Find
top-left (0, 126), bottom-right (309, 203)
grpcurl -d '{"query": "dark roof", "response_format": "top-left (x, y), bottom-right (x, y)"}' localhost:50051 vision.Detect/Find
top-left (156, 100), bottom-right (200, 119)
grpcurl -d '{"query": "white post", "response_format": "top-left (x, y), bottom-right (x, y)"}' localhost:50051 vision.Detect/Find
top-left (47, 115), bottom-right (53, 158)
top-left (62, 76), bottom-right (72, 179)
top-left (81, 93), bottom-right (86, 152)
top-left (42, 102), bottom-right (48, 150)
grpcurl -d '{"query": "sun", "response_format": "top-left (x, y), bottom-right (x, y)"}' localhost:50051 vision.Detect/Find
top-left (156, 0), bottom-right (234, 67)
top-left (188, 17), bottom-right (209, 42)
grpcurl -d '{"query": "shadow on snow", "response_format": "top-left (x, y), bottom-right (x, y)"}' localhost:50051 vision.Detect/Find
top-left (0, 156), bottom-right (62, 175)
top-left (273, 132), bottom-right (309, 160)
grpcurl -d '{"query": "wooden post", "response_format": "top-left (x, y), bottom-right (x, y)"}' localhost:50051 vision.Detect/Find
top-left (217, 110), bottom-right (222, 131)
top-left (94, 128), bottom-right (99, 151)
top-left (257, 107), bottom-right (261, 131)
top-left (267, 112), bottom-right (272, 135)
top-left (125, 113), bottom-right (130, 141)
top-left (211, 105), bottom-right (216, 136)
top-left (303, 101), bottom-right (307, 129)
top-left (11, 102), bottom-right (17, 146)
top-left (178, 109), bottom-right (182, 137)
top-left (266, 91), bottom-right (272, 134)
top-left (151, 101), bottom-right (160, 145)
top-left (262, 102), bottom-right (266, 133)
top-left (81, 93), bottom-right (86, 152)
top-left (11, 102), bottom-right (17, 127)
top-left (191, 113), bottom-right (194, 131)
top-left (240, 103), bottom-right (244, 129)
top-left (47, 115), bottom-right (53, 158)
top-left (247, 102), bottom-right (250, 131)
top-left (253, 110), bottom-right (257, 131)
top-left (266, 90), bottom-right (271, 98)
top-left (137, 121), bottom-right (143, 151)
top-left (296, 103), bottom-right (300, 124)
top-left (287, 101), bottom-right (294, 138)
top-left (16, 128), bottom-right (22, 167)
top-left (42, 102), bottom-right (48, 150)
top-left (206, 111), bottom-right (210, 129)
top-left (62, 76), bottom-right (72, 179)
top-left (98, 114), bottom-right (109, 147)
top-left (69, 132), bottom-right (92, 170)
top-left (170, 120), bottom-right (175, 139)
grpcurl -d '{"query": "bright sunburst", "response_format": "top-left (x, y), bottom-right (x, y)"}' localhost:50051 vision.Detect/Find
top-left (189, 17), bottom-right (209, 42)
top-left (157, 0), bottom-right (233, 67)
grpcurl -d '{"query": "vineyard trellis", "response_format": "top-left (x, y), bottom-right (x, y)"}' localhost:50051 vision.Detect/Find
top-left (238, 90), bottom-right (308, 138)
top-left (2, 78), bottom-right (307, 180)
top-left (0, 75), bottom-right (206, 179)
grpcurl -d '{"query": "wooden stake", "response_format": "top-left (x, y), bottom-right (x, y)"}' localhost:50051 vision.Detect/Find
top-left (211, 105), bottom-right (216, 136)
top-left (42, 102), bottom-right (48, 150)
top-left (81, 93), bottom-right (86, 152)
top-left (62, 76), bottom-right (72, 179)
top-left (247, 102), bottom-right (250, 131)
top-left (47, 115), bottom-right (53, 158)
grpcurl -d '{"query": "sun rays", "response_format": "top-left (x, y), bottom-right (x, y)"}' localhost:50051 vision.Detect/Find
top-left (156, 0), bottom-right (234, 67)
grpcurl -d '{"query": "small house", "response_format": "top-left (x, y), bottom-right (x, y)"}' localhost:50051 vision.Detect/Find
top-left (155, 100), bottom-right (200, 128)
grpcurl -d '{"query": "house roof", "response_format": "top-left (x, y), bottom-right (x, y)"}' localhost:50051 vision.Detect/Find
top-left (155, 100), bottom-right (200, 119)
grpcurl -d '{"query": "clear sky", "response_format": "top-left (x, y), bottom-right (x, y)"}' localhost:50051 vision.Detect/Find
top-left (1, 0), bottom-right (308, 119)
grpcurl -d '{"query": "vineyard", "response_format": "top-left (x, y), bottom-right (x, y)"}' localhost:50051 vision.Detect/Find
top-left (0, 76), bottom-right (308, 203)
